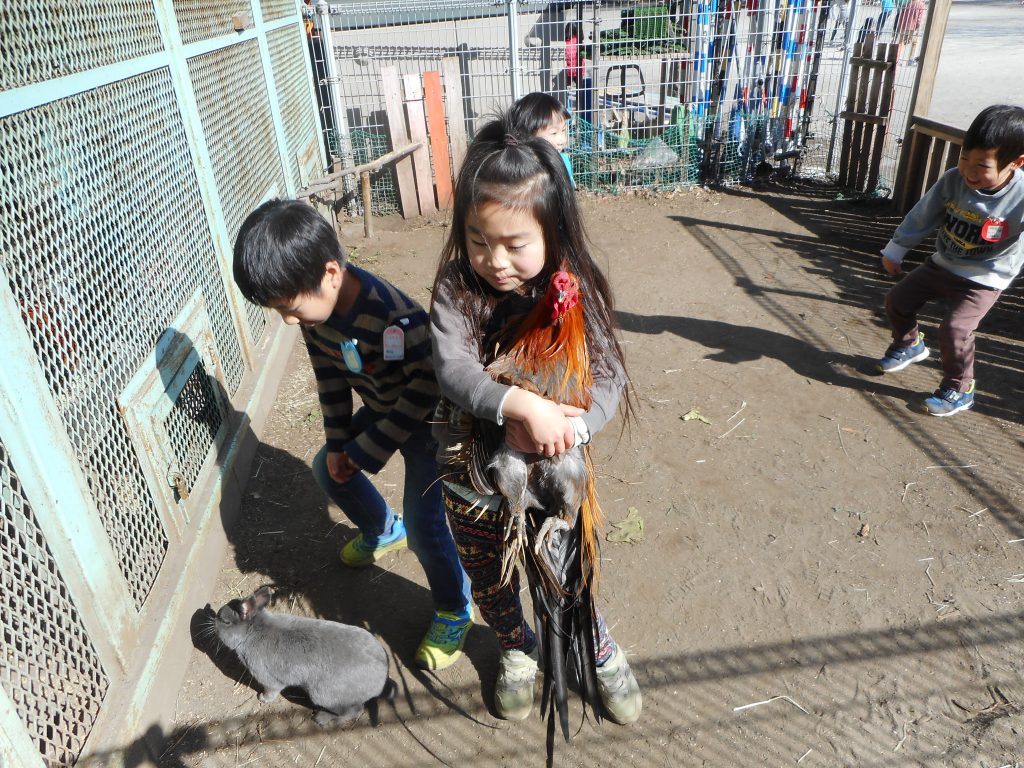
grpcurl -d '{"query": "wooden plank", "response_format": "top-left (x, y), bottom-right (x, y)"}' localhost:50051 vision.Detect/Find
top-left (838, 39), bottom-right (865, 187)
top-left (853, 37), bottom-right (881, 190)
top-left (403, 73), bottom-right (436, 214)
top-left (423, 70), bottom-right (453, 209)
top-left (848, 57), bottom-right (894, 70)
top-left (849, 37), bottom-right (874, 189)
top-left (903, 129), bottom-right (933, 210)
top-left (866, 42), bottom-right (899, 192)
top-left (858, 41), bottom-right (888, 192)
top-left (297, 142), bottom-right (421, 198)
top-left (380, 66), bottom-right (419, 218)
top-left (913, 116), bottom-right (966, 143)
top-left (942, 140), bottom-right (962, 172)
top-left (441, 57), bottom-right (468, 176)
top-left (838, 111), bottom-right (888, 126)
top-left (925, 135), bottom-right (947, 190)
top-left (856, 35), bottom-right (883, 190)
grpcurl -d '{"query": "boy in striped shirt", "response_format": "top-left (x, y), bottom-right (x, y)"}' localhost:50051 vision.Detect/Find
top-left (233, 199), bottom-right (473, 670)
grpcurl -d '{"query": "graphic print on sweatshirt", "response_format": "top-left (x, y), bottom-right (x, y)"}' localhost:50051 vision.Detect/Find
top-left (942, 199), bottom-right (1010, 258)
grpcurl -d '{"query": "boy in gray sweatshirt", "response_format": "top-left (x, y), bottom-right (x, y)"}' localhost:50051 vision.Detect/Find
top-left (876, 104), bottom-right (1024, 416)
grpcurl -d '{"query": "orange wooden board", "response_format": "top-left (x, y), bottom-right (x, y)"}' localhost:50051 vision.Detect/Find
top-left (423, 70), bottom-right (453, 209)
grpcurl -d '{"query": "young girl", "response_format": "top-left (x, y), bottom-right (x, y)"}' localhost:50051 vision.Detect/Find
top-left (429, 117), bottom-right (641, 725)
top-left (507, 92), bottom-right (575, 186)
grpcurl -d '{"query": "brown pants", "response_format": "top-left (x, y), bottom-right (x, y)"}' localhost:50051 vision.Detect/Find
top-left (885, 259), bottom-right (1001, 392)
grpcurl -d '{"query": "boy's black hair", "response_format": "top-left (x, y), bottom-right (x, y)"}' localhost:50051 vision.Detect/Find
top-left (962, 104), bottom-right (1024, 168)
top-left (506, 92), bottom-right (570, 140)
top-left (232, 199), bottom-right (345, 306)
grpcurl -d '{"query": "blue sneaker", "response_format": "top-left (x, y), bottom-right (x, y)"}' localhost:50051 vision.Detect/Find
top-left (924, 381), bottom-right (975, 417)
top-left (339, 516), bottom-right (407, 567)
top-left (877, 332), bottom-right (929, 373)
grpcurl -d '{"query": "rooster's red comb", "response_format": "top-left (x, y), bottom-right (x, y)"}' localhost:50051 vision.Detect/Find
top-left (548, 270), bottom-right (580, 322)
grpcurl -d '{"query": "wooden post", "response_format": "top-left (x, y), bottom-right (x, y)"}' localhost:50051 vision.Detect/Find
top-left (864, 41), bottom-right (899, 193)
top-left (361, 172), bottom-right (373, 238)
top-left (380, 66), bottom-right (419, 218)
top-left (893, 0), bottom-right (952, 210)
top-left (403, 73), bottom-right (437, 215)
top-left (658, 59), bottom-right (669, 126)
top-left (297, 143), bottom-right (421, 198)
top-left (423, 70), bottom-right (454, 209)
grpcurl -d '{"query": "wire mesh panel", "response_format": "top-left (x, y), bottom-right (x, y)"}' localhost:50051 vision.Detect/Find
top-left (188, 40), bottom-right (287, 341)
top-left (174, 0), bottom-right (244, 46)
top-left (320, 0), bottom-right (926, 195)
top-left (323, 0), bottom-right (515, 214)
top-left (1, 0), bottom-right (319, 760)
top-left (268, 23), bottom-right (324, 189)
top-left (163, 361), bottom-right (226, 497)
top-left (0, 439), bottom-right (109, 768)
top-left (0, 0), bottom-right (163, 91)
top-left (262, 0), bottom-right (299, 22)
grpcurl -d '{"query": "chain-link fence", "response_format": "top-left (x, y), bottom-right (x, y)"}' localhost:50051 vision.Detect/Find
top-left (0, 0), bottom-right (321, 763)
top-left (310, 0), bottom-right (930, 207)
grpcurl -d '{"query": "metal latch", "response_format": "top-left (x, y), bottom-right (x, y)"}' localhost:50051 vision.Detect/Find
top-left (167, 467), bottom-right (189, 501)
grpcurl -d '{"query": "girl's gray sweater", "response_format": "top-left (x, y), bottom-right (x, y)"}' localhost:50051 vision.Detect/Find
top-left (429, 275), bottom-right (624, 441)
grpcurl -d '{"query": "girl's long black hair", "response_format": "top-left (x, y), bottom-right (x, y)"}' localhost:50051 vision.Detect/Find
top-left (432, 114), bottom-right (629, 387)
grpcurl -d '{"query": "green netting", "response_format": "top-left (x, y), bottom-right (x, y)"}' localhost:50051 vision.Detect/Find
top-left (568, 112), bottom-right (701, 192)
top-left (599, 5), bottom-right (687, 56)
top-left (349, 128), bottom-right (399, 216)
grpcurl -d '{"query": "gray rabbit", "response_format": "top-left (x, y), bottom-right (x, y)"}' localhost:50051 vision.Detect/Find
top-left (213, 586), bottom-right (391, 725)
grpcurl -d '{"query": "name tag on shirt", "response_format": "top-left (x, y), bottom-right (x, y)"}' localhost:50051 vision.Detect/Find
top-left (340, 339), bottom-right (363, 372)
top-left (382, 325), bottom-right (405, 361)
top-left (981, 217), bottom-right (1007, 242)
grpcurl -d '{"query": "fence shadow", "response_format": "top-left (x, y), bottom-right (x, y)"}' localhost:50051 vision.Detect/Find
top-left (656, 183), bottom-right (1023, 543)
top-left (76, 606), bottom-right (1024, 767)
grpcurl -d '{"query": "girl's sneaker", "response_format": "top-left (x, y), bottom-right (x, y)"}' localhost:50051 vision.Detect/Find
top-left (415, 608), bottom-right (474, 670)
top-left (924, 381), bottom-right (975, 416)
top-left (339, 516), bottom-right (408, 567)
top-left (595, 646), bottom-right (642, 725)
top-left (494, 647), bottom-right (539, 720)
top-left (877, 332), bottom-right (929, 373)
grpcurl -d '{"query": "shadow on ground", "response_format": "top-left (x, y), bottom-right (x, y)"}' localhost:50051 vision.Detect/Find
top-left (659, 182), bottom-right (1024, 542)
top-left (78, 605), bottom-right (1024, 766)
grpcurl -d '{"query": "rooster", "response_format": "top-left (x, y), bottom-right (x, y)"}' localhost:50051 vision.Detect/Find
top-left (444, 267), bottom-right (605, 743)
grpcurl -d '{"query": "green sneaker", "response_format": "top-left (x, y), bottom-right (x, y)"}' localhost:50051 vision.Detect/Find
top-left (339, 517), bottom-right (407, 568)
top-left (415, 608), bottom-right (474, 670)
top-left (595, 646), bottom-right (642, 725)
top-left (494, 648), bottom-right (539, 720)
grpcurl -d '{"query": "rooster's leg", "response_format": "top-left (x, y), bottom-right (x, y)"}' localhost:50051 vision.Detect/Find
top-left (498, 503), bottom-right (526, 587)
top-left (534, 516), bottom-right (570, 558)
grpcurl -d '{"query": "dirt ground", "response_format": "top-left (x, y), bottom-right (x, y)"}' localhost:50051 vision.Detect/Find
top-left (162, 184), bottom-right (1023, 767)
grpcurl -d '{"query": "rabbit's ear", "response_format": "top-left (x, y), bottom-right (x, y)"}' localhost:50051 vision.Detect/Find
top-left (253, 586), bottom-right (274, 610)
top-left (239, 596), bottom-right (258, 620)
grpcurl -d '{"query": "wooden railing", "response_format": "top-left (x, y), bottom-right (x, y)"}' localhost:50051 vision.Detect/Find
top-left (893, 116), bottom-right (966, 213)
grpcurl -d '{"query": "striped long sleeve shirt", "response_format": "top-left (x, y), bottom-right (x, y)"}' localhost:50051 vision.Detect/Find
top-left (302, 264), bottom-right (439, 473)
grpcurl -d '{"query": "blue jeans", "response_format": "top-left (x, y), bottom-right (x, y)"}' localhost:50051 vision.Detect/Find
top-left (311, 409), bottom-right (471, 614)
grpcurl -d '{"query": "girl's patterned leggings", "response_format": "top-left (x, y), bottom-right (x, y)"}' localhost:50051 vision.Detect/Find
top-left (442, 483), bottom-right (615, 665)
